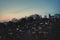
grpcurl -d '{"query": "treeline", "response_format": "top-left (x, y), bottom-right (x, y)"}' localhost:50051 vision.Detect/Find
top-left (0, 14), bottom-right (60, 40)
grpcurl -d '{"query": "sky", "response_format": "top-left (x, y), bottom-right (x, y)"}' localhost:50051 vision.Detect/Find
top-left (0, 0), bottom-right (60, 21)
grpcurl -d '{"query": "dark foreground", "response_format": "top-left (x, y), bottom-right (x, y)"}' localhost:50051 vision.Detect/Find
top-left (0, 14), bottom-right (60, 40)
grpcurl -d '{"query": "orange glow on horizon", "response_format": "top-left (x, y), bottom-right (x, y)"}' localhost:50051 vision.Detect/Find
top-left (0, 13), bottom-right (32, 21)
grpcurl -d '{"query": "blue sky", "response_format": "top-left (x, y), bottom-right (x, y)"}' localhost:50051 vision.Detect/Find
top-left (0, 0), bottom-right (60, 21)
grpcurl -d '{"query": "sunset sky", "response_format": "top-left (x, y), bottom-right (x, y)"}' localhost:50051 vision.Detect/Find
top-left (0, 0), bottom-right (60, 21)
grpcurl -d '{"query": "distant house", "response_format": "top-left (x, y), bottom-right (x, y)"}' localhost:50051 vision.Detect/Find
top-left (54, 14), bottom-right (60, 18)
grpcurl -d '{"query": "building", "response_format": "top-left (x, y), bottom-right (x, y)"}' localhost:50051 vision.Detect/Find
top-left (54, 14), bottom-right (60, 18)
